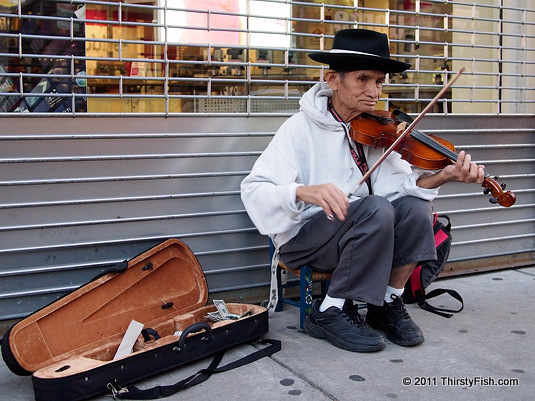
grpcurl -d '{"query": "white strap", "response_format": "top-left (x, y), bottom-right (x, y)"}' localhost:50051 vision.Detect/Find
top-left (266, 246), bottom-right (286, 314)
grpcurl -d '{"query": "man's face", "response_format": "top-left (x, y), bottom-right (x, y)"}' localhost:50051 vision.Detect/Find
top-left (327, 70), bottom-right (385, 121)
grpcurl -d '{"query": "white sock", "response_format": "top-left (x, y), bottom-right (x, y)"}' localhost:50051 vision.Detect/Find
top-left (319, 295), bottom-right (346, 312)
top-left (384, 286), bottom-right (404, 303)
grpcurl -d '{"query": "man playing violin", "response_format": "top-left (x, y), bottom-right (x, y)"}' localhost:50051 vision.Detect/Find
top-left (241, 29), bottom-right (485, 352)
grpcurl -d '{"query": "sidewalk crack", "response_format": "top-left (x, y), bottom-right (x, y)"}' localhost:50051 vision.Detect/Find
top-left (270, 353), bottom-right (339, 400)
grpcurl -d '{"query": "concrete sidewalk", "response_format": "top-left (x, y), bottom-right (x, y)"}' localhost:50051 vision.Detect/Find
top-left (1, 266), bottom-right (534, 401)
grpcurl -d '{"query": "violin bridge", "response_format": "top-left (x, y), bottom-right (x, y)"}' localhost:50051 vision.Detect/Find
top-left (396, 121), bottom-right (407, 135)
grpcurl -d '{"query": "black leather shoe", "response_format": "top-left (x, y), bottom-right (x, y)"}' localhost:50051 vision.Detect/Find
top-left (304, 300), bottom-right (385, 352)
top-left (366, 295), bottom-right (424, 346)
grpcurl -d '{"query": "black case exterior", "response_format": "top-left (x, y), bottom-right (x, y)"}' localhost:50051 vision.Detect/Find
top-left (31, 314), bottom-right (268, 401)
top-left (1, 239), bottom-right (270, 401)
top-left (1, 326), bottom-right (32, 376)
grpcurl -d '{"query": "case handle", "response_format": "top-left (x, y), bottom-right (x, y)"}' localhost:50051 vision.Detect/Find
top-left (174, 322), bottom-right (212, 352)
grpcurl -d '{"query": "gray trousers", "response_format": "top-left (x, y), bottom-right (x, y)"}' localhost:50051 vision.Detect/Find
top-left (278, 196), bottom-right (436, 306)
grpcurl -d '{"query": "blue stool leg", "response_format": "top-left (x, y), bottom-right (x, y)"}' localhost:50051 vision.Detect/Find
top-left (321, 278), bottom-right (330, 298)
top-left (300, 265), bottom-right (314, 329)
top-left (275, 264), bottom-right (283, 312)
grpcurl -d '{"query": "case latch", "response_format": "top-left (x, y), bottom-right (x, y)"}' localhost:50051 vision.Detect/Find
top-left (107, 381), bottom-right (129, 399)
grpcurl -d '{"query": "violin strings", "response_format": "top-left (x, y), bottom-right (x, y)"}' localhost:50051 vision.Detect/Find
top-left (412, 130), bottom-right (493, 180)
top-left (410, 130), bottom-right (458, 162)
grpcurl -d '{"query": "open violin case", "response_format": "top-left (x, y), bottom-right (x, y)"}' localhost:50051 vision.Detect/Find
top-left (1, 239), bottom-right (277, 401)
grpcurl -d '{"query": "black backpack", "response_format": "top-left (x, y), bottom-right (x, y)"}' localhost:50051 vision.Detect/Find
top-left (403, 214), bottom-right (464, 318)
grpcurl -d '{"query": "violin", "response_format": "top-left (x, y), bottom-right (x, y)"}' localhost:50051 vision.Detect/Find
top-left (350, 109), bottom-right (516, 208)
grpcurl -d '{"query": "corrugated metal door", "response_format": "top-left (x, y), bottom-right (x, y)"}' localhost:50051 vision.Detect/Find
top-left (0, 115), bottom-right (534, 320)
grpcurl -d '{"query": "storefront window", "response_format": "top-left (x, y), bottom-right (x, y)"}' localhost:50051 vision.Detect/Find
top-left (0, 0), bottom-right (533, 114)
top-left (0, 1), bottom-right (87, 112)
top-left (386, 0), bottom-right (453, 113)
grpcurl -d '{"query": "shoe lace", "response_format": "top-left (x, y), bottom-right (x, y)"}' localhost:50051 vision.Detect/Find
top-left (388, 295), bottom-right (410, 319)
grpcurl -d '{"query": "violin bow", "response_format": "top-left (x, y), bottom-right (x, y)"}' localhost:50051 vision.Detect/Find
top-left (348, 67), bottom-right (465, 196)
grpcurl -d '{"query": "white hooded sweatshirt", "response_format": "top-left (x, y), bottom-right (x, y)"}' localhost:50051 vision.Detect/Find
top-left (241, 83), bottom-right (439, 249)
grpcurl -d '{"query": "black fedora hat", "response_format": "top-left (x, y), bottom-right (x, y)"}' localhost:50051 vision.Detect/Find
top-left (308, 29), bottom-right (411, 73)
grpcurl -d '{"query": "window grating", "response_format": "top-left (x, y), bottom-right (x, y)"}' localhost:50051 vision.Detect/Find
top-left (0, 0), bottom-right (533, 115)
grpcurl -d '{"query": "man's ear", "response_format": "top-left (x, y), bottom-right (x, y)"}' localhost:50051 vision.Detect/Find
top-left (325, 70), bottom-right (339, 90)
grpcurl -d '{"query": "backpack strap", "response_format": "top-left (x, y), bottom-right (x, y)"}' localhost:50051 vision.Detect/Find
top-left (413, 288), bottom-right (464, 318)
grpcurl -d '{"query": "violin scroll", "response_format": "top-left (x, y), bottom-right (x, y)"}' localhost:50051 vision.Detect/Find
top-left (482, 176), bottom-right (516, 207)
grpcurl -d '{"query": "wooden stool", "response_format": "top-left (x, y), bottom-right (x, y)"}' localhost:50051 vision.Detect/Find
top-left (274, 261), bottom-right (332, 329)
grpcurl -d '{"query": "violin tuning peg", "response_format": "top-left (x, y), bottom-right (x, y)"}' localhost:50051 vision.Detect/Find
top-left (489, 197), bottom-right (498, 204)
top-left (483, 188), bottom-right (491, 195)
top-left (501, 183), bottom-right (506, 190)
top-left (493, 176), bottom-right (499, 180)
